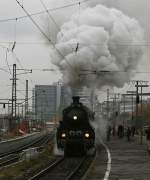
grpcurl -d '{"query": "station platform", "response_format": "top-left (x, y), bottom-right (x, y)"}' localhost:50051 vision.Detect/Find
top-left (107, 136), bottom-right (150, 180)
top-left (84, 135), bottom-right (150, 180)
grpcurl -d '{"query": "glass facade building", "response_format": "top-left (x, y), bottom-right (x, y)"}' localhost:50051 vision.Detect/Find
top-left (32, 85), bottom-right (59, 122)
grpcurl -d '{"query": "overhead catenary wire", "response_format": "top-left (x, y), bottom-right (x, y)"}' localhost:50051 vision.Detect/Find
top-left (40, 0), bottom-right (75, 52)
top-left (2, 46), bottom-right (34, 103)
top-left (75, 2), bottom-right (81, 53)
top-left (10, 44), bottom-right (35, 86)
top-left (0, 68), bottom-right (10, 73)
top-left (5, 48), bottom-right (12, 75)
top-left (114, 83), bottom-right (134, 96)
top-left (0, 34), bottom-right (149, 46)
top-left (11, 18), bottom-right (17, 52)
top-left (40, 0), bottom-right (61, 34)
top-left (0, 41), bottom-right (34, 86)
top-left (1, 67), bottom-right (150, 74)
top-left (15, 0), bottom-right (79, 76)
top-left (0, 41), bottom-right (150, 46)
top-left (10, 12), bottom-right (35, 86)
top-left (15, 0), bottom-right (52, 44)
top-left (0, 1), bottom-right (148, 99)
top-left (0, 0), bottom-right (91, 23)
top-left (0, 67), bottom-right (57, 72)
top-left (79, 69), bottom-right (150, 74)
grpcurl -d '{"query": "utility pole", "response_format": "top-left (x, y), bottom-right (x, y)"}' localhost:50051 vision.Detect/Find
top-left (132, 93), bottom-right (134, 121)
top-left (127, 80), bottom-right (149, 144)
top-left (141, 86), bottom-right (142, 113)
top-left (9, 64), bottom-right (32, 133)
top-left (137, 84), bottom-right (149, 113)
top-left (135, 81), bottom-right (139, 129)
top-left (135, 81), bottom-right (149, 144)
top-left (22, 104), bottom-right (24, 118)
top-left (134, 81), bottom-right (149, 127)
top-left (127, 91), bottom-right (136, 123)
top-left (10, 64), bottom-right (17, 131)
top-left (25, 80), bottom-right (28, 120)
top-left (117, 94), bottom-right (120, 117)
top-left (122, 94), bottom-right (126, 126)
top-left (107, 89), bottom-right (109, 120)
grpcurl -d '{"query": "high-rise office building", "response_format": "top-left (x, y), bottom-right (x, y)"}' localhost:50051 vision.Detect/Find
top-left (32, 83), bottom-right (62, 122)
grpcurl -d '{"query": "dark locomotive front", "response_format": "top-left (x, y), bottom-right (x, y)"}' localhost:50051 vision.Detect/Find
top-left (56, 96), bottom-right (95, 156)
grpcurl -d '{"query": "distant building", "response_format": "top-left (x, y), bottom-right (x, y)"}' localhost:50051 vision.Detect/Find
top-left (32, 83), bottom-right (63, 123)
top-left (32, 83), bottom-right (70, 123)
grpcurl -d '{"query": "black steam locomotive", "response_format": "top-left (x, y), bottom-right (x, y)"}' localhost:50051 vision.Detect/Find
top-left (56, 96), bottom-right (95, 156)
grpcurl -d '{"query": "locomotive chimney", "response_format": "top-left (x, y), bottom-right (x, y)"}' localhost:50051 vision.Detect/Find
top-left (72, 96), bottom-right (80, 104)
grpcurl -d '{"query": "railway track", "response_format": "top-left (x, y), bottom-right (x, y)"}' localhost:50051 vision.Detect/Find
top-left (29, 155), bottom-right (94, 180)
top-left (0, 132), bottom-right (54, 158)
top-left (30, 133), bottom-right (53, 148)
top-left (0, 133), bottom-right (54, 168)
top-left (0, 154), bottom-right (19, 167)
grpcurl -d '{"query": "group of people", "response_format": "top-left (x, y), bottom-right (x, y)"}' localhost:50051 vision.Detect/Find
top-left (117, 125), bottom-right (136, 141)
top-left (106, 124), bottom-right (150, 155)
top-left (106, 125), bottom-right (135, 142)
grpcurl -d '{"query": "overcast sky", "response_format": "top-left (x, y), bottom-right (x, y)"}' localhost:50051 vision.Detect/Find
top-left (0, 0), bottom-right (150, 108)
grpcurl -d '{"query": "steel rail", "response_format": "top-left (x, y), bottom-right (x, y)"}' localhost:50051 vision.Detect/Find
top-left (0, 154), bottom-right (19, 167)
top-left (0, 133), bottom-right (53, 158)
top-left (0, 133), bottom-right (54, 168)
top-left (29, 157), bottom-right (65, 180)
top-left (29, 155), bottom-right (94, 180)
top-left (81, 151), bottom-right (97, 180)
top-left (66, 156), bottom-right (86, 180)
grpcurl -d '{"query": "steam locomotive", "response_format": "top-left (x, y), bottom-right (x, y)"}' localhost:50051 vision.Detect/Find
top-left (56, 96), bottom-right (95, 156)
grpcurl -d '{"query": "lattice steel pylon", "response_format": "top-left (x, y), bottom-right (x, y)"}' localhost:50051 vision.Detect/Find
top-left (10, 64), bottom-right (17, 131)
top-left (25, 79), bottom-right (28, 120)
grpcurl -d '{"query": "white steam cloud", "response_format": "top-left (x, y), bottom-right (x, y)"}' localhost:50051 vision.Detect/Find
top-left (50, 4), bottom-right (144, 89)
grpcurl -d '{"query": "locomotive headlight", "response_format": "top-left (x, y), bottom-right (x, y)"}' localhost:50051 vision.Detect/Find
top-left (61, 133), bottom-right (66, 138)
top-left (85, 133), bottom-right (90, 138)
top-left (73, 116), bottom-right (77, 120)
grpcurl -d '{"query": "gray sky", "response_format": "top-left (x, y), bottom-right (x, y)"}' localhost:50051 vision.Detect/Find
top-left (0, 0), bottom-right (150, 108)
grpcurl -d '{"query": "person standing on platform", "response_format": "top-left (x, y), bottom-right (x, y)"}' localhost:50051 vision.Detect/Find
top-left (126, 127), bottom-right (131, 142)
top-left (107, 125), bottom-right (111, 141)
top-left (112, 126), bottom-right (116, 136)
top-left (145, 126), bottom-right (150, 154)
top-left (131, 126), bottom-right (136, 137)
top-left (118, 125), bottom-right (124, 138)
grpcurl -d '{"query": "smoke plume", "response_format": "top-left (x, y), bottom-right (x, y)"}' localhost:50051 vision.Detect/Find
top-left (50, 4), bottom-right (144, 89)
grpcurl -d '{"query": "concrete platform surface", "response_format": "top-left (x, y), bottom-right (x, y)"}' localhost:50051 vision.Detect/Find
top-left (84, 136), bottom-right (150, 180)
